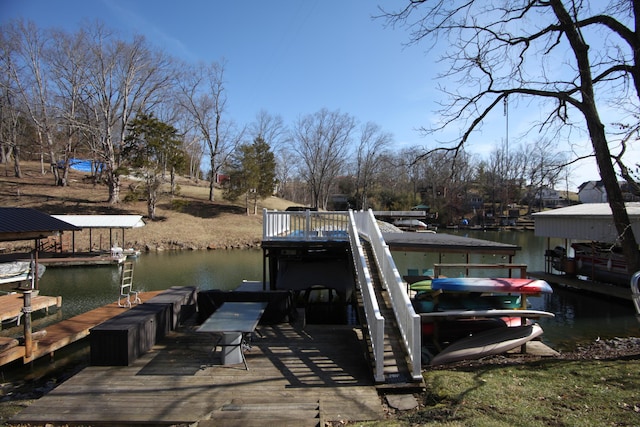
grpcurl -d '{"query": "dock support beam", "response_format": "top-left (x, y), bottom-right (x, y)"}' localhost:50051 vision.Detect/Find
top-left (23, 290), bottom-right (33, 359)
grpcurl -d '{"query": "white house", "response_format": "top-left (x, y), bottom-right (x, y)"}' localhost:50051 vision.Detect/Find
top-left (578, 181), bottom-right (607, 203)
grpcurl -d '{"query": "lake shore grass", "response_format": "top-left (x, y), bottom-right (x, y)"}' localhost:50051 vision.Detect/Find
top-left (394, 357), bottom-right (640, 427)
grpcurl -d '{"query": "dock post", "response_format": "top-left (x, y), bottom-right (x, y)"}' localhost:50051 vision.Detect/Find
top-left (23, 290), bottom-right (33, 359)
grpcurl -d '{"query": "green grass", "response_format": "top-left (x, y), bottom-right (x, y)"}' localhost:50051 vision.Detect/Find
top-left (363, 357), bottom-right (640, 427)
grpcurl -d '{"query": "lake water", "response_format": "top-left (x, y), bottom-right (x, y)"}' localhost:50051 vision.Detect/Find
top-left (23, 230), bottom-right (640, 355)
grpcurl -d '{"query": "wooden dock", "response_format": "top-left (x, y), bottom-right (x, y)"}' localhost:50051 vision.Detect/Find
top-left (0, 292), bottom-right (62, 325)
top-left (36, 253), bottom-right (126, 267)
top-left (0, 290), bottom-right (162, 367)
top-left (528, 271), bottom-right (632, 301)
top-left (10, 321), bottom-right (385, 426)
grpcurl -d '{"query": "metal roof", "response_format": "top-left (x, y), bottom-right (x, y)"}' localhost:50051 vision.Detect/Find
top-left (381, 231), bottom-right (520, 255)
top-left (0, 208), bottom-right (81, 242)
top-left (51, 215), bottom-right (145, 229)
top-left (533, 202), bottom-right (640, 242)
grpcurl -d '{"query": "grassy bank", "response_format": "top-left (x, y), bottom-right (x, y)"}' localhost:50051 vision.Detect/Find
top-left (1, 161), bottom-right (294, 252)
top-left (391, 357), bottom-right (640, 427)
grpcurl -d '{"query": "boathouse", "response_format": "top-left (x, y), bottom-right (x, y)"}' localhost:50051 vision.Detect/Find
top-left (532, 202), bottom-right (640, 296)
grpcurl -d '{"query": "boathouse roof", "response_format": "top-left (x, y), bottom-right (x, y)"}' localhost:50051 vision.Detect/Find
top-left (51, 215), bottom-right (146, 229)
top-left (381, 231), bottom-right (520, 255)
top-left (533, 202), bottom-right (640, 242)
top-left (0, 208), bottom-right (81, 241)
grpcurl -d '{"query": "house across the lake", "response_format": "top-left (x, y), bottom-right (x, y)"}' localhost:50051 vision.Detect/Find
top-left (578, 180), bottom-right (640, 204)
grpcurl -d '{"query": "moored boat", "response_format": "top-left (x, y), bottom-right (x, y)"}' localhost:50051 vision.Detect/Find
top-left (570, 242), bottom-right (635, 286)
top-left (0, 261), bottom-right (45, 287)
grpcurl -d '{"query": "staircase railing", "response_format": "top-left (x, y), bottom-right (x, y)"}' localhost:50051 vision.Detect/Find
top-left (347, 210), bottom-right (385, 382)
top-left (353, 209), bottom-right (422, 380)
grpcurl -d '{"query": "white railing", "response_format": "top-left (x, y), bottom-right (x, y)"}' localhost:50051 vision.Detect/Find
top-left (263, 209), bottom-right (350, 241)
top-left (347, 210), bottom-right (385, 382)
top-left (353, 209), bottom-right (422, 381)
top-left (632, 271), bottom-right (640, 322)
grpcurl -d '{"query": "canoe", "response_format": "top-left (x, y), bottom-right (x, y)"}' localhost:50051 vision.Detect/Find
top-left (419, 309), bottom-right (555, 319)
top-left (431, 277), bottom-right (553, 294)
top-left (430, 323), bottom-right (544, 365)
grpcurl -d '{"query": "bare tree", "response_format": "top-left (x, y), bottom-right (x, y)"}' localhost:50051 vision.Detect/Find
top-left (292, 109), bottom-right (356, 210)
top-left (46, 28), bottom-right (91, 186)
top-left (83, 23), bottom-right (172, 204)
top-left (380, 0), bottom-right (640, 273)
top-left (523, 138), bottom-right (568, 212)
top-left (0, 28), bottom-right (25, 175)
top-left (249, 110), bottom-right (288, 151)
top-left (4, 20), bottom-right (63, 184)
top-left (177, 61), bottom-right (243, 201)
top-left (354, 122), bottom-right (392, 210)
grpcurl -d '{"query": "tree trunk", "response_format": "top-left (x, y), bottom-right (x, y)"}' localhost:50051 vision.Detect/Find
top-left (13, 145), bottom-right (22, 178)
top-left (107, 175), bottom-right (120, 205)
top-left (209, 159), bottom-right (215, 201)
top-left (588, 120), bottom-right (640, 274)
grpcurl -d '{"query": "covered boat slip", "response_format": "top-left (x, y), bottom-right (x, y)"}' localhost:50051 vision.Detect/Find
top-left (532, 202), bottom-right (640, 297)
top-left (49, 214), bottom-right (145, 255)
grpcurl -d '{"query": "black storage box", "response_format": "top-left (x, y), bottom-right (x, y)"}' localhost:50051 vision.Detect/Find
top-left (144, 286), bottom-right (197, 329)
top-left (90, 303), bottom-right (170, 366)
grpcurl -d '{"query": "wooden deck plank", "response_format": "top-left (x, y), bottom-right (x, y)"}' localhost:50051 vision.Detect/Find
top-left (0, 293), bottom-right (61, 323)
top-left (0, 291), bottom-right (163, 366)
top-left (11, 322), bottom-right (385, 426)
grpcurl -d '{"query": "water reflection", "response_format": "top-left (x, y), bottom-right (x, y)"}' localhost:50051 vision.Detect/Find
top-left (38, 250), bottom-right (265, 321)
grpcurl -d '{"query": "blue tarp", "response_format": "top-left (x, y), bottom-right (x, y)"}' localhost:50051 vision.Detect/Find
top-left (58, 158), bottom-right (104, 173)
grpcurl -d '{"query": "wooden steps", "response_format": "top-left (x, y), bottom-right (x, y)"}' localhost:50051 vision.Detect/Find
top-left (203, 400), bottom-right (320, 427)
top-left (360, 240), bottom-right (415, 386)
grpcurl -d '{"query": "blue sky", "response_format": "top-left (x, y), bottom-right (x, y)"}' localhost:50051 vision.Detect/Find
top-left (1, 0), bottom-right (609, 188)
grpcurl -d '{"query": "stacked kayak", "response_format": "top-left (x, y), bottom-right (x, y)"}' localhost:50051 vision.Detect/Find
top-left (410, 277), bottom-right (554, 365)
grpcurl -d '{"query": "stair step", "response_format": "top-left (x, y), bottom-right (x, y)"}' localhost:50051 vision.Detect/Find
top-left (221, 402), bottom-right (319, 412)
top-left (205, 401), bottom-right (321, 427)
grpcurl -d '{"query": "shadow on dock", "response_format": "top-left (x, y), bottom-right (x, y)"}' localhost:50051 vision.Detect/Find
top-left (10, 319), bottom-right (385, 426)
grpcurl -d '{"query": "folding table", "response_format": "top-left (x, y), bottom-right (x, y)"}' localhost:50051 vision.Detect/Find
top-left (196, 301), bottom-right (267, 369)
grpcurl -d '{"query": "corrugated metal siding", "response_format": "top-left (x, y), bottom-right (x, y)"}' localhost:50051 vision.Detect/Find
top-left (0, 208), bottom-right (80, 234)
top-left (534, 203), bottom-right (640, 242)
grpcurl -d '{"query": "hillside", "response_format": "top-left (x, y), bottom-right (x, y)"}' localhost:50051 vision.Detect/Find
top-left (0, 161), bottom-right (297, 252)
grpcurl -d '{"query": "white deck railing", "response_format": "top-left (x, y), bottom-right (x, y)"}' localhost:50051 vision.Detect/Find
top-left (263, 209), bottom-right (350, 241)
top-left (347, 210), bottom-right (385, 382)
top-left (353, 209), bottom-right (422, 381)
